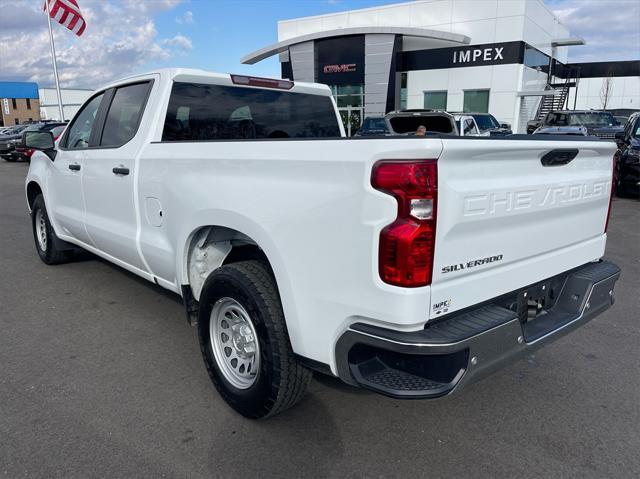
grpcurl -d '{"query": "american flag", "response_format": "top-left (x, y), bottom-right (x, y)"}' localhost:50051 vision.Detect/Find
top-left (44, 0), bottom-right (86, 37)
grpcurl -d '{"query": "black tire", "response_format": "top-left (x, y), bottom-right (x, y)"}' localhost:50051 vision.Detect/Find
top-left (197, 260), bottom-right (311, 419)
top-left (31, 195), bottom-right (72, 265)
top-left (4, 156), bottom-right (16, 162)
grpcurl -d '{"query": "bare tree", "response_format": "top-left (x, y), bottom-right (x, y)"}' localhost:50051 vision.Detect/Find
top-left (600, 72), bottom-right (614, 110)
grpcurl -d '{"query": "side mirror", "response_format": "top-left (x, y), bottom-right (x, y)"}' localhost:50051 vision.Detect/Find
top-left (23, 131), bottom-right (56, 160)
top-left (500, 123), bottom-right (511, 130)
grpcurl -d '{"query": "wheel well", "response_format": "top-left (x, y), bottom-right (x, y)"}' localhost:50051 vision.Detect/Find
top-left (185, 226), bottom-right (272, 302)
top-left (223, 244), bottom-right (269, 266)
top-left (27, 182), bottom-right (42, 209)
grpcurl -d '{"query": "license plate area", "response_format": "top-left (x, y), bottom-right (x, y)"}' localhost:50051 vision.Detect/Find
top-left (500, 275), bottom-right (568, 324)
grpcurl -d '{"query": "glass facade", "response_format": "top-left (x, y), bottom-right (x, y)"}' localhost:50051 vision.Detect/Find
top-left (329, 85), bottom-right (364, 108)
top-left (330, 84), bottom-right (364, 136)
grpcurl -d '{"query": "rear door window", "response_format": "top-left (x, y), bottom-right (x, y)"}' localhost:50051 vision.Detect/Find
top-left (162, 82), bottom-right (341, 141)
top-left (100, 82), bottom-right (151, 147)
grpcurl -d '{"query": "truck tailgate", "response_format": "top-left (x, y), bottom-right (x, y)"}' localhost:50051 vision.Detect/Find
top-left (430, 138), bottom-right (616, 319)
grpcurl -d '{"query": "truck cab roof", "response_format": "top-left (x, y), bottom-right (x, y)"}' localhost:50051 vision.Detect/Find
top-left (97, 68), bottom-right (333, 97)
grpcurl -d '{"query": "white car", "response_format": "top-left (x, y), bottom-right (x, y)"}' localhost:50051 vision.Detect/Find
top-left (24, 69), bottom-right (620, 418)
top-left (452, 114), bottom-right (490, 136)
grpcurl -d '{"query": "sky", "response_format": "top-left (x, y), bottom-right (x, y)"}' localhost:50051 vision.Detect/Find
top-left (0, 0), bottom-right (638, 89)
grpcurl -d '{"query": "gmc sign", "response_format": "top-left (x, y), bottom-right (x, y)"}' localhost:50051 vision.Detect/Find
top-left (323, 63), bottom-right (357, 74)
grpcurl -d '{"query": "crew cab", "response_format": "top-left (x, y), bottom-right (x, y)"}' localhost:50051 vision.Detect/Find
top-left (24, 69), bottom-right (620, 418)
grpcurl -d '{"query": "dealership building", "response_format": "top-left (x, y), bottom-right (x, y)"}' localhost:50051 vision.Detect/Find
top-left (242, 0), bottom-right (640, 133)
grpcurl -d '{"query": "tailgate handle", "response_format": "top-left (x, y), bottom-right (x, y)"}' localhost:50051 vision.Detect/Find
top-left (112, 166), bottom-right (130, 176)
top-left (541, 149), bottom-right (578, 167)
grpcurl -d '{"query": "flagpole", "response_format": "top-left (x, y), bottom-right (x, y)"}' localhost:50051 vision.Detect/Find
top-left (45, 0), bottom-right (65, 121)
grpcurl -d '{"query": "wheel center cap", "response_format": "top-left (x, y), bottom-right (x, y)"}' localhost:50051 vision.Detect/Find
top-left (231, 323), bottom-right (255, 358)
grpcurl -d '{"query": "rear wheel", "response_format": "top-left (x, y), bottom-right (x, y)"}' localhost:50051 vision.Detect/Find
top-left (31, 195), bottom-right (72, 265)
top-left (197, 260), bottom-right (311, 418)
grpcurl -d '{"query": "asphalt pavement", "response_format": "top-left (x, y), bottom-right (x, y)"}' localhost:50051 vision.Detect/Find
top-left (1, 160), bottom-right (639, 478)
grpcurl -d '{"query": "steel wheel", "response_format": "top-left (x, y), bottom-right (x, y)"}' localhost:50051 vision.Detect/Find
top-left (35, 209), bottom-right (48, 252)
top-left (210, 297), bottom-right (260, 389)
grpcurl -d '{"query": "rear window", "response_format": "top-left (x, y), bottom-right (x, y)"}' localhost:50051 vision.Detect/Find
top-left (162, 82), bottom-right (341, 141)
top-left (387, 115), bottom-right (455, 135)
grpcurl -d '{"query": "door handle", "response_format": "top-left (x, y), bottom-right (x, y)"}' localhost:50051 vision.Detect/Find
top-left (112, 167), bottom-right (130, 176)
top-left (68, 163), bottom-right (81, 171)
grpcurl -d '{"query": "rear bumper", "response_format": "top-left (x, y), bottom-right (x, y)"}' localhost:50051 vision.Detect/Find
top-left (335, 260), bottom-right (621, 399)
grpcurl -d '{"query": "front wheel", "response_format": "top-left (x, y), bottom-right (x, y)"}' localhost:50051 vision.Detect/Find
top-left (197, 260), bottom-right (311, 418)
top-left (31, 195), bottom-right (72, 265)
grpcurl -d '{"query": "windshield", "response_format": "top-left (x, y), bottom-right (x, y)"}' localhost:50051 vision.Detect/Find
top-left (5, 125), bottom-right (28, 134)
top-left (24, 124), bottom-right (44, 132)
top-left (473, 114), bottom-right (500, 130)
top-left (362, 118), bottom-right (387, 130)
top-left (568, 113), bottom-right (616, 126)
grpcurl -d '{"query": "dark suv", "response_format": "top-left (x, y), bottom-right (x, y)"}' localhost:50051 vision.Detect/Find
top-left (527, 110), bottom-right (624, 139)
top-left (614, 112), bottom-right (640, 198)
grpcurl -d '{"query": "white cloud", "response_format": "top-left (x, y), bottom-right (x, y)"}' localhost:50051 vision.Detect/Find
top-left (162, 34), bottom-right (192, 52)
top-left (0, 0), bottom-right (190, 88)
top-left (547, 0), bottom-right (640, 62)
top-left (175, 10), bottom-right (194, 24)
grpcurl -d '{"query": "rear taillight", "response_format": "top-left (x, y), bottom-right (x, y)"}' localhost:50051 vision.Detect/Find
top-left (372, 160), bottom-right (438, 287)
top-left (605, 156), bottom-right (615, 233)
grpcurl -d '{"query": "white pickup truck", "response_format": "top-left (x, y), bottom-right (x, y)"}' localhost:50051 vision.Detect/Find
top-left (25, 69), bottom-right (620, 418)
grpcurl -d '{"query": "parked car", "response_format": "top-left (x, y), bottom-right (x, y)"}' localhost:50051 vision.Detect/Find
top-left (533, 125), bottom-right (588, 136)
top-left (614, 111), bottom-right (640, 198)
top-left (528, 110), bottom-right (624, 139)
top-left (24, 69), bottom-right (620, 418)
top-left (354, 116), bottom-right (389, 136)
top-left (0, 124), bottom-right (31, 159)
top-left (9, 124), bottom-right (67, 162)
top-left (450, 112), bottom-right (512, 136)
top-left (452, 114), bottom-right (489, 136)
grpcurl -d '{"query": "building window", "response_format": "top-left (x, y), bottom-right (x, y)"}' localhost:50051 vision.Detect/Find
top-left (463, 89), bottom-right (490, 113)
top-left (11, 98), bottom-right (17, 110)
top-left (424, 91), bottom-right (447, 110)
top-left (14, 118), bottom-right (19, 125)
top-left (399, 72), bottom-right (407, 110)
top-left (26, 99), bottom-right (31, 110)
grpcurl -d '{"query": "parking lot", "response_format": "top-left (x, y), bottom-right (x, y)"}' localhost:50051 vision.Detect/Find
top-left (0, 159), bottom-right (638, 478)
